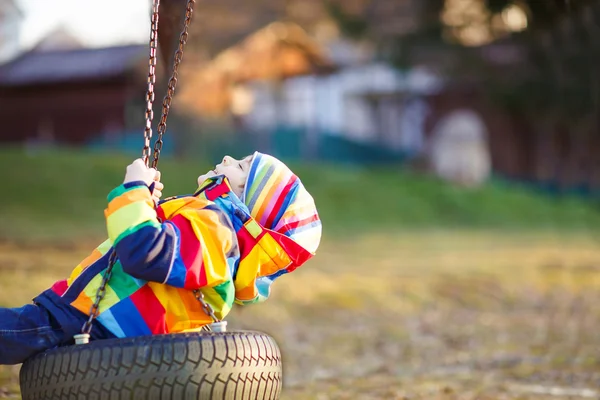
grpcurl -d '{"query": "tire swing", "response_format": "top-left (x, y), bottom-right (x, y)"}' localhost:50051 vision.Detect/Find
top-left (18, 2), bottom-right (283, 399)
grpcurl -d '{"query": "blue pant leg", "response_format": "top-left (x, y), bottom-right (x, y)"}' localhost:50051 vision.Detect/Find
top-left (0, 304), bottom-right (65, 365)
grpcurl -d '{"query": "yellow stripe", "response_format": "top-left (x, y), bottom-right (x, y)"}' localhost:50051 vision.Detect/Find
top-left (97, 239), bottom-right (113, 254)
top-left (83, 274), bottom-right (104, 298)
top-left (67, 265), bottom-right (84, 286)
top-left (244, 219), bottom-right (262, 239)
top-left (257, 234), bottom-right (292, 272)
top-left (148, 283), bottom-right (191, 331)
top-left (235, 245), bottom-right (266, 291)
top-left (106, 201), bottom-right (157, 242)
top-left (67, 239), bottom-right (114, 286)
top-left (203, 287), bottom-right (231, 320)
top-left (81, 274), bottom-right (120, 313)
top-left (97, 285), bottom-right (120, 313)
top-left (251, 173), bottom-right (280, 220)
top-left (185, 209), bottom-right (232, 286)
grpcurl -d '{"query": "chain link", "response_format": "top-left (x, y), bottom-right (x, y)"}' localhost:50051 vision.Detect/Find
top-left (151, 0), bottom-right (196, 169)
top-left (194, 289), bottom-right (219, 323)
top-left (81, 251), bottom-right (117, 335)
top-left (142, 0), bottom-right (162, 167)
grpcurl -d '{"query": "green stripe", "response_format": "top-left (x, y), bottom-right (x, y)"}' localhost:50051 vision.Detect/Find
top-left (213, 281), bottom-right (235, 305)
top-left (235, 296), bottom-right (261, 305)
top-left (107, 262), bottom-right (144, 299)
top-left (113, 219), bottom-right (161, 246)
top-left (107, 183), bottom-right (147, 202)
top-left (107, 201), bottom-right (157, 243)
top-left (246, 165), bottom-right (269, 204)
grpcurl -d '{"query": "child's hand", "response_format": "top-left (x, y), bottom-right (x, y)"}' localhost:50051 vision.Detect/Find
top-left (124, 158), bottom-right (158, 186)
top-left (152, 171), bottom-right (164, 204)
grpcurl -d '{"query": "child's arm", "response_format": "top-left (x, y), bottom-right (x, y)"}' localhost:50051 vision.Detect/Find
top-left (104, 160), bottom-right (237, 289)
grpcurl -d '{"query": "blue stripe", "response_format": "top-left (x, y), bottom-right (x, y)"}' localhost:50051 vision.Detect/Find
top-left (266, 269), bottom-right (288, 280)
top-left (115, 223), bottom-right (177, 283)
top-left (160, 221), bottom-right (186, 287)
top-left (255, 276), bottom-right (274, 300)
top-left (108, 297), bottom-right (152, 337)
top-left (165, 252), bottom-right (187, 287)
top-left (243, 153), bottom-right (262, 203)
top-left (123, 181), bottom-right (148, 190)
top-left (286, 219), bottom-right (322, 237)
top-left (62, 250), bottom-right (112, 302)
top-left (96, 309), bottom-right (126, 338)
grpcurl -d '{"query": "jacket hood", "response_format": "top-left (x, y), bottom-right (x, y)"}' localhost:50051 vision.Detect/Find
top-left (242, 151), bottom-right (322, 255)
top-left (169, 158), bottom-right (322, 304)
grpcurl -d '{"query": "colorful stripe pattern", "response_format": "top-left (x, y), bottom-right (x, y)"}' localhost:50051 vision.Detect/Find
top-left (45, 160), bottom-right (321, 338)
top-left (243, 151), bottom-right (322, 254)
top-left (237, 152), bottom-right (322, 303)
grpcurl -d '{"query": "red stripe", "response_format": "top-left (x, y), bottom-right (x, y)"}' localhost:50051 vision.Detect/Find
top-left (237, 223), bottom-right (267, 259)
top-left (236, 225), bottom-right (256, 259)
top-left (264, 176), bottom-right (297, 229)
top-left (170, 214), bottom-right (207, 288)
top-left (130, 285), bottom-right (167, 334)
top-left (277, 213), bottom-right (319, 235)
top-left (156, 205), bottom-right (167, 222)
top-left (269, 231), bottom-right (312, 272)
top-left (205, 181), bottom-right (230, 201)
top-left (51, 280), bottom-right (68, 296)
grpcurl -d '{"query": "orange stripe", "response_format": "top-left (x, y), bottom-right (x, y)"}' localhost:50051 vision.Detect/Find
top-left (165, 312), bottom-right (181, 332)
top-left (104, 188), bottom-right (153, 218)
top-left (71, 294), bottom-right (94, 315)
top-left (236, 285), bottom-right (258, 301)
top-left (176, 289), bottom-right (213, 323)
top-left (79, 249), bottom-right (103, 270)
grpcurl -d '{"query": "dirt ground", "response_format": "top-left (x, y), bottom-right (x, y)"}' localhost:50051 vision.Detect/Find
top-left (1, 231), bottom-right (599, 399)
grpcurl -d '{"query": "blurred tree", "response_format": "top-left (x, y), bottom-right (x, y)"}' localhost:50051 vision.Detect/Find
top-left (326, 0), bottom-right (600, 186)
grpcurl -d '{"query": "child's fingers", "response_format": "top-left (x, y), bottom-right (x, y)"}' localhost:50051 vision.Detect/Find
top-left (154, 181), bottom-right (165, 191)
top-left (153, 190), bottom-right (163, 199)
top-left (154, 170), bottom-right (161, 181)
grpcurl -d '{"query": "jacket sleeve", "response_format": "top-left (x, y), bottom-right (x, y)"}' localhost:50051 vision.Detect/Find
top-left (104, 181), bottom-right (238, 289)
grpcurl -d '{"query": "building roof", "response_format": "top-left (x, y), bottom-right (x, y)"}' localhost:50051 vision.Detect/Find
top-left (0, 44), bottom-right (147, 86)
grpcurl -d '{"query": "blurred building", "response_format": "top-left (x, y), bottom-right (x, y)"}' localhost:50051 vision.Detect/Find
top-left (0, 0), bottom-right (23, 64)
top-left (0, 0), bottom-right (595, 193)
top-left (0, 43), bottom-right (148, 146)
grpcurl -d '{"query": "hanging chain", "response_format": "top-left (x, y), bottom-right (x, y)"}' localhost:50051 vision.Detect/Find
top-left (142, 0), bottom-right (162, 167)
top-left (194, 289), bottom-right (219, 323)
top-left (75, 0), bottom-right (223, 344)
top-left (151, 0), bottom-right (196, 169)
top-left (77, 251), bottom-right (117, 342)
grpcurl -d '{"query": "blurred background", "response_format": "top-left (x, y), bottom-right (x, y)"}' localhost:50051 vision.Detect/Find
top-left (1, 0), bottom-right (600, 398)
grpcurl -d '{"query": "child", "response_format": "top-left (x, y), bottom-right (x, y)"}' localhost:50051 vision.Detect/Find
top-left (0, 152), bottom-right (321, 365)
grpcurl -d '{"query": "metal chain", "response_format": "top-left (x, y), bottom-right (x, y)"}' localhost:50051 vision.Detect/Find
top-left (194, 289), bottom-right (219, 323)
top-left (142, 0), bottom-right (162, 167)
top-left (76, 0), bottom-right (221, 344)
top-left (80, 251), bottom-right (117, 336)
top-left (151, 0), bottom-right (196, 169)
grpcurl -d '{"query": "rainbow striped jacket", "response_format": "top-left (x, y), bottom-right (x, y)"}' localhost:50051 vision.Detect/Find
top-left (35, 154), bottom-right (321, 338)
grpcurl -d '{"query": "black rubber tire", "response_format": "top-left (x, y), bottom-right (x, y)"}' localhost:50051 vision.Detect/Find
top-left (19, 331), bottom-right (282, 400)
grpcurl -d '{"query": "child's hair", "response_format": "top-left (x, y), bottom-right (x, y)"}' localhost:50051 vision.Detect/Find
top-left (242, 152), bottom-right (321, 254)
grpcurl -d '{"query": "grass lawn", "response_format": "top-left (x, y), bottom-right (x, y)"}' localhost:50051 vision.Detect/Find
top-left (1, 148), bottom-right (599, 398)
top-left (0, 231), bottom-right (599, 399)
top-left (1, 147), bottom-right (599, 241)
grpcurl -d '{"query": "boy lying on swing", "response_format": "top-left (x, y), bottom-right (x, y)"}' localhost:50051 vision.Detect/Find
top-left (0, 152), bottom-right (321, 365)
